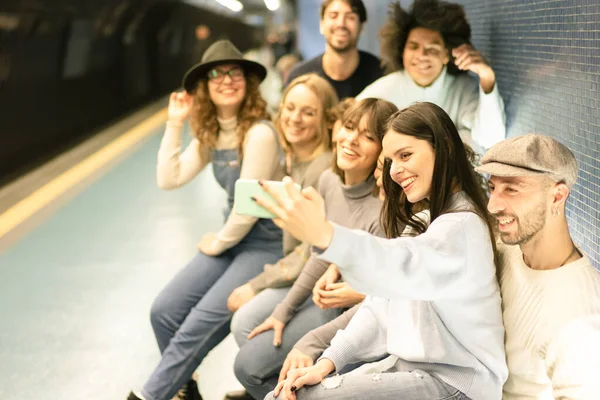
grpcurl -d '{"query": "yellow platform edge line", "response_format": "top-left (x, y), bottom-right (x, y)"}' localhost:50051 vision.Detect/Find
top-left (0, 108), bottom-right (168, 238)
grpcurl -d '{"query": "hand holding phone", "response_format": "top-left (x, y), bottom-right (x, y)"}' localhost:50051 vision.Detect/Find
top-left (234, 179), bottom-right (301, 219)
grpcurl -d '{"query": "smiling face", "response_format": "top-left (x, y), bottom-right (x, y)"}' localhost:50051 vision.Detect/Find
top-left (280, 84), bottom-right (322, 147)
top-left (382, 130), bottom-right (435, 203)
top-left (336, 115), bottom-right (381, 179)
top-left (320, 0), bottom-right (361, 53)
top-left (487, 176), bottom-right (551, 245)
top-left (402, 27), bottom-right (450, 87)
top-left (206, 63), bottom-right (247, 109)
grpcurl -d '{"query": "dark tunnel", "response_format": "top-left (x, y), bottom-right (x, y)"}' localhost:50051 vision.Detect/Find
top-left (0, 0), bottom-right (271, 184)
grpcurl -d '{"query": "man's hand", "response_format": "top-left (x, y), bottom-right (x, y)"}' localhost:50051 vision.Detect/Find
top-left (452, 44), bottom-right (496, 94)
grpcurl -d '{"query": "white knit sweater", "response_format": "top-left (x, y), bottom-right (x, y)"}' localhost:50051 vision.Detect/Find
top-left (499, 243), bottom-right (600, 399)
top-left (356, 68), bottom-right (505, 153)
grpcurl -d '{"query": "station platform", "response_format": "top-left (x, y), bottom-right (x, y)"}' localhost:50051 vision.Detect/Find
top-left (0, 100), bottom-right (244, 400)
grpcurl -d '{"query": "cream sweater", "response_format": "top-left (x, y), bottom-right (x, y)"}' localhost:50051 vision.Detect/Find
top-left (499, 243), bottom-right (600, 399)
top-left (356, 68), bottom-right (505, 153)
top-left (156, 116), bottom-right (284, 253)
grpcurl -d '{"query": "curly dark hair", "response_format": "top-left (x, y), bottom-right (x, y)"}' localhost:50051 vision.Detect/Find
top-left (189, 73), bottom-right (270, 158)
top-left (379, 0), bottom-right (472, 74)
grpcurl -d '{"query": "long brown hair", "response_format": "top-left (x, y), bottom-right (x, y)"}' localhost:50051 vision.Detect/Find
top-left (275, 73), bottom-right (339, 159)
top-left (189, 72), bottom-right (270, 157)
top-left (381, 102), bottom-right (494, 255)
top-left (332, 98), bottom-right (398, 181)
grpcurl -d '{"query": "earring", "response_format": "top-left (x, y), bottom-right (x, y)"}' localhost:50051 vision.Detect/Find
top-left (552, 208), bottom-right (560, 217)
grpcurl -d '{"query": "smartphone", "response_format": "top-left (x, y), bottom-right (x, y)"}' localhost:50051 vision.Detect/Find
top-left (234, 179), bottom-right (301, 219)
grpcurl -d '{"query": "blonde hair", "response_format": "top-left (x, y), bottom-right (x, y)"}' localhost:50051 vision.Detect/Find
top-left (275, 73), bottom-right (339, 160)
top-left (189, 72), bottom-right (270, 158)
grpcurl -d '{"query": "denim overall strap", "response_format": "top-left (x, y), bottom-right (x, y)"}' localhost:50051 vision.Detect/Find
top-left (211, 120), bottom-right (283, 247)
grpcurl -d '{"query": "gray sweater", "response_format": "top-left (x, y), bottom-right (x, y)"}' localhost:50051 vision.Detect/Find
top-left (249, 151), bottom-right (333, 292)
top-left (271, 168), bottom-right (384, 324)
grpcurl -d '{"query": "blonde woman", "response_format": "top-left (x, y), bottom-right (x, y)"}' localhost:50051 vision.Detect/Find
top-left (225, 73), bottom-right (338, 400)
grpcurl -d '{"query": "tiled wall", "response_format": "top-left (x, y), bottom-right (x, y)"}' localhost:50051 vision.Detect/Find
top-left (297, 0), bottom-right (600, 270)
top-left (454, 0), bottom-right (600, 270)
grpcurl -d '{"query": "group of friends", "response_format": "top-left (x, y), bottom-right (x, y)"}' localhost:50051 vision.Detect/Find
top-left (127, 1), bottom-right (600, 399)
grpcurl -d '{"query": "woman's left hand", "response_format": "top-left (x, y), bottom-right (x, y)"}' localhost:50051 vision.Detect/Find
top-left (254, 177), bottom-right (334, 249)
top-left (273, 359), bottom-right (335, 399)
top-left (197, 232), bottom-right (220, 256)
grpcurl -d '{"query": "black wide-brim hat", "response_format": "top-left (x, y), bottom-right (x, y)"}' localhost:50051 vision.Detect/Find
top-left (182, 40), bottom-right (267, 92)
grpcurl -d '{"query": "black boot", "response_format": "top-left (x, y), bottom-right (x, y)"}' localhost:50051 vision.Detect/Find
top-left (127, 392), bottom-right (143, 400)
top-left (223, 389), bottom-right (254, 400)
top-left (176, 379), bottom-right (203, 400)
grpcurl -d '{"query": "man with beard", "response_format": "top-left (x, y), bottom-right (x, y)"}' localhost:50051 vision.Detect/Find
top-left (476, 133), bottom-right (600, 399)
top-left (249, 133), bottom-right (600, 399)
top-left (284, 0), bottom-right (383, 99)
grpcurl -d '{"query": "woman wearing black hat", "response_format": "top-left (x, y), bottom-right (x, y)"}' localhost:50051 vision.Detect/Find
top-left (128, 40), bottom-right (286, 400)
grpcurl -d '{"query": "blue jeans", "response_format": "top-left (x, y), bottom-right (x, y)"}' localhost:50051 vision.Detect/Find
top-left (264, 367), bottom-right (468, 400)
top-left (232, 288), bottom-right (341, 400)
top-left (141, 243), bottom-right (282, 400)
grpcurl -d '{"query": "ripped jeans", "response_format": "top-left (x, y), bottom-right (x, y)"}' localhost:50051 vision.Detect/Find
top-left (264, 366), bottom-right (469, 400)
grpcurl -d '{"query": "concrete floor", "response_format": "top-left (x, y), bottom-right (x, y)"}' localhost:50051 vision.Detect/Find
top-left (0, 126), bottom-right (245, 400)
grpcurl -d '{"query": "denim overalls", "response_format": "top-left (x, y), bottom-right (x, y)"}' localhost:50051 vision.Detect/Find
top-left (212, 131), bottom-right (283, 249)
top-left (143, 121), bottom-right (284, 400)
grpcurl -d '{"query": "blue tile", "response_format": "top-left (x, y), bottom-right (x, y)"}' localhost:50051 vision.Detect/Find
top-left (453, 0), bottom-right (600, 270)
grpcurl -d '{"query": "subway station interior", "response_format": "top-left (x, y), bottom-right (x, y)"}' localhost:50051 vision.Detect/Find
top-left (0, 0), bottom-right (599, 399)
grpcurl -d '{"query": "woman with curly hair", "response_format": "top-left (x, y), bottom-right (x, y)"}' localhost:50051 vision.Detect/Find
top-left (127, 40), bottom-right (285, 400)
top-left (357, 0), bottom-right (506, 153)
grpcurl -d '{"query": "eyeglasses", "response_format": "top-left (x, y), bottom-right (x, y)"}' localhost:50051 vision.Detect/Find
top-left (207, 67), bottom-right (244, 83)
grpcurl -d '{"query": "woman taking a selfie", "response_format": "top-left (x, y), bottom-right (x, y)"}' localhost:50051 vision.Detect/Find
top-left (258, 102), bottom-right (507, 400)
top-left (128, 40), bottom-right (284, 400)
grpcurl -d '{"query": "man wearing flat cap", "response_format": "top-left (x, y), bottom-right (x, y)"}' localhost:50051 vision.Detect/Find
top-left (476, 133), bottom-right (600, 399)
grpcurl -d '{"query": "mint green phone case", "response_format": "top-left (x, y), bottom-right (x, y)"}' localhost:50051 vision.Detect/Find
top-left (234, 179), bottom-right (301, 219)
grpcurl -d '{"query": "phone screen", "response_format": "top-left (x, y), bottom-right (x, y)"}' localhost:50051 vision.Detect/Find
top-left (233, 179), bottom-right (301, 219)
